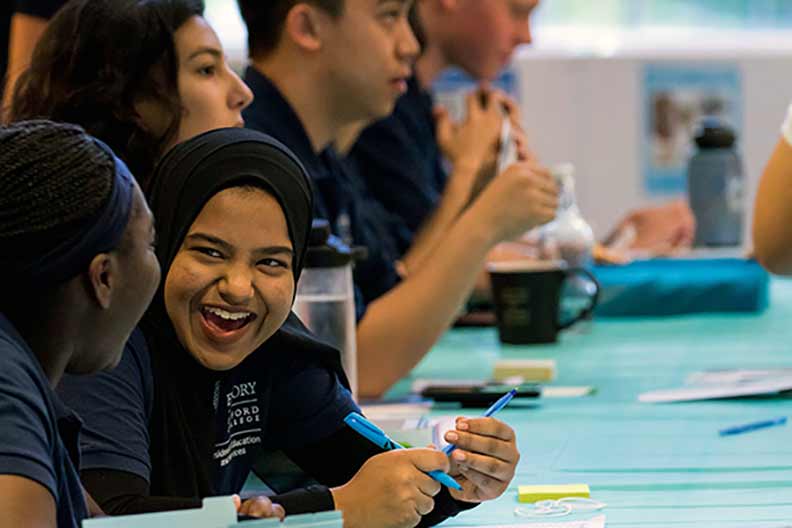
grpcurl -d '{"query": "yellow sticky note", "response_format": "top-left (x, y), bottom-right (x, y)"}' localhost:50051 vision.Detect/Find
top-left (493, 359), bottom-right (556, 383)
top-left (518, 484), bottom-right (590, 503)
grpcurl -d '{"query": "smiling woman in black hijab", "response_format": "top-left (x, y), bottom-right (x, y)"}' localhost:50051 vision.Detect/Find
top-left (57, 128), bottom-right (484, 526)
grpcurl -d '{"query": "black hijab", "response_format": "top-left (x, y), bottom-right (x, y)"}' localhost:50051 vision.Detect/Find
top-left (142, 128), bottom-right (347, 498)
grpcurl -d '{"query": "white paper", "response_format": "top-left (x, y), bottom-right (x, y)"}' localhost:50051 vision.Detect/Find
top-left (84, 496), bottom-right (236, 528)
top-left (686, 368), bottom-right (792, 385)
top-left (468, 514), bottom-right (606, 528)
top-left (639, 376), bottom-right (792, 403)
top-left (497, 118), bottom-right (518, 174)
top-left (360, 400), bottom-right (432, 421)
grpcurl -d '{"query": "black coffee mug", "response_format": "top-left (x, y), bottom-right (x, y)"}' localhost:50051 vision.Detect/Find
top-left (487, 260), bottom-right (600, 344)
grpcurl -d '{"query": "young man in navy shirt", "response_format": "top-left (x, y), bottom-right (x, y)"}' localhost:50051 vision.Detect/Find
top-left (349, 0), bottom-right (537, 248)
top-left (238, 0), bottom-right (558, 398)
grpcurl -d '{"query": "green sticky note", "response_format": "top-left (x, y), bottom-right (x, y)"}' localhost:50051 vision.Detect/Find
top-left (518, 483), bottom-right (590, 503)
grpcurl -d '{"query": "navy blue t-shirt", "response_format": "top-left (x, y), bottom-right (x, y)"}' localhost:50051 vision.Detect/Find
top-left (57, 327), bottom-right (359, 496)
top-left (1, 0), bottom-right (66, 100)
top-left (350, 76), bottom-right (447, 252)
top-left (242, 67), bottom-right (403, 314)
top-left (0, 314), bottom-right (88, 528)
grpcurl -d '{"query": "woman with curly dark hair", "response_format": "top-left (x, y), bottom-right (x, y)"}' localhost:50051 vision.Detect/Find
top-left (9, 0), bottom-right (252, 182)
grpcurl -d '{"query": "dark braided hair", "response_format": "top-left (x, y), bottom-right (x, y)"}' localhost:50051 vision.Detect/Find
top-left (0, 120), bottom-right (115, 257)
top-left (9, 0), bottom-right (204, 182)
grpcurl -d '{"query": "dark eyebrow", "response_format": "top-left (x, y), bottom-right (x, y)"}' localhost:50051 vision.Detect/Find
top-left (187, 47), bottom-right (222, 61)
top-left (186, 233), bottom-right (293, 257)
top-left (378, 0), bottom-right (410, 6)
top-left (255, 246), bottom-right (294, 258)
top-left (186, 232), bottom-right (233, 251)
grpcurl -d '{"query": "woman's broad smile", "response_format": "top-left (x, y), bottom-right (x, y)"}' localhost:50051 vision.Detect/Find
top-left (198, 304), bottom-right (258, 344)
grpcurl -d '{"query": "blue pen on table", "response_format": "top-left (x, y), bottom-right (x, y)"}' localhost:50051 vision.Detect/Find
top-left (719, 416), bottom-right (787, 436)
top-left (443, 388), bottom-right (517, 456)
top-left (344, 412), bottom-right (462, 491)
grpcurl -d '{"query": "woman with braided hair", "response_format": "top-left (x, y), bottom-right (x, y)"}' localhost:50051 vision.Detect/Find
top-left (9, 0), bottom-right (252, 182)
top-left (0, 119), bottom-right (160, 527)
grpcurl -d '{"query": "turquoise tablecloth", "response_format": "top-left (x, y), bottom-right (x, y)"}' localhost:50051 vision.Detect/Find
top-left (387, 279), bottom-right (792, 526)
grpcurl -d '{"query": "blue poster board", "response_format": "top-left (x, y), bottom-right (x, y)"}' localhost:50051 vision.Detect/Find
top-left (642, 64), bottom-right (742, 196)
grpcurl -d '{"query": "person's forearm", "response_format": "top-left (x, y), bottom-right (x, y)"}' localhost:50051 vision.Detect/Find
top-left (81, 469), bottom-right (200, 515)
top-left (753, 137), bottom-right (792, 275)
top-left (84, 488), bottom-right (106, 518)
top-left (357, 210), bottom-right (496, 397)
top-left (402, 162), bottom-right (479, 272)
top-left (416, 487), bottom-right (478, 527)
top-left (2, 14), bottom-right (49, 121)
top-left (100, 494), bottom-right (201, 515)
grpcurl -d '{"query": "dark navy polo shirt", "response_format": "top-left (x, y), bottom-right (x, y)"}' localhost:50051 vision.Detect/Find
top-left (349, 76), bottom-right (447, 252)
top-left (242, 67), bottom-right (403, 313)
top-left (0, 313), bottom-right (88, 528)
top-left (57, 326), bottom-right (358, 496)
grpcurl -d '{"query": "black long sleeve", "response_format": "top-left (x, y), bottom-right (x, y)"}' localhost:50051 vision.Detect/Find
top-left (82, 467), bottom-right (336, 517)
top-left (81, 469), bottom-right (201, 515)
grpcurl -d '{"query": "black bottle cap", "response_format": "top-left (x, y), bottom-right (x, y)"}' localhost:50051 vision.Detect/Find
top-left (694, 116), bottom-right (736, 149)
top-left (305, 219), bottom-right (368, 267)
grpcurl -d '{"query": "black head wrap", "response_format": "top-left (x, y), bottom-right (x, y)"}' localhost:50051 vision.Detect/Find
top-left (146, 127), bottom-right (312, 284)
top-left (142, 128), bottom-right (346, 497)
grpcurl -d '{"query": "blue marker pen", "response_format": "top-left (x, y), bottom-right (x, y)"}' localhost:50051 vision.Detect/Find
top-left (719, 416), bottom-right (787, 436)
top-left (443, 388), bottom-right (517, 456)
top-left (344, 412), bottom-right (462, 491)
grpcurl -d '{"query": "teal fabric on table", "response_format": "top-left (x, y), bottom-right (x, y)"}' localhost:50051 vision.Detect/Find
top-left (592, 258), bottom-right (769, 317)
top-left (387, 278), bottom-right (792, 526)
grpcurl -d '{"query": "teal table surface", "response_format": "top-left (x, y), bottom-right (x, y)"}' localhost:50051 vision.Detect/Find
top-left (387, 279), bottom-right (792, 527)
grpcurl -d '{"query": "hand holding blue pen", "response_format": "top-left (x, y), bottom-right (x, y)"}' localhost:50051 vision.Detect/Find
top-left (344, 412), bottom-right (463, 490)
top-left (437, 387), bottom-right (521, 503)
top-left (443, 388), bottom-right (517, 455)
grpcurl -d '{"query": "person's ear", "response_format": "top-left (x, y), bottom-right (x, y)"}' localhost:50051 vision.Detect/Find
top-left (85, 253), bottom-right (117, 310)
top-left (133, 98), bottom-right (170, 137)
top-left (438, 0), bottom-right (460, 13)
top-left (284, 3), bottom-right (327, 53)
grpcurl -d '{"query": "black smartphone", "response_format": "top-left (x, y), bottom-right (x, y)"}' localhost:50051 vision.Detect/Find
top-left (420, 383), bottom-right (540, 407)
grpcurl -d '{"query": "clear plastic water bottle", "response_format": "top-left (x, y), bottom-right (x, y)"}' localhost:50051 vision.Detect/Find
top-left (293, 220), bottom-right (359, 399)
top-left (534, 163), bottom-right (595, 267)
top-left (551, 163), bottom-right (595, 267)
top-left (530, 164), bottom-right (597, 324)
